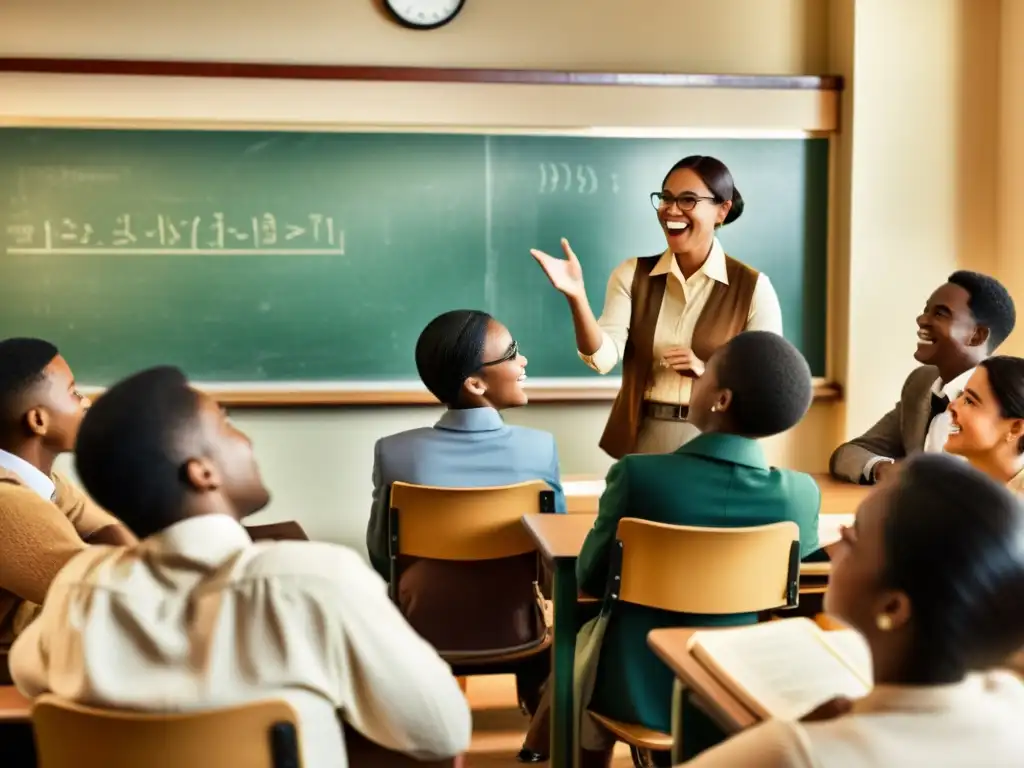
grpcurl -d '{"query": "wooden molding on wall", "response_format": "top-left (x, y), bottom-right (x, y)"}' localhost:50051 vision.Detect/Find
top-left (0, 58), bottom-right (844, 91)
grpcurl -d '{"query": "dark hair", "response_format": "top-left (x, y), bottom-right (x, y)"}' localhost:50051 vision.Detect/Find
top-left (662, 155), bottom-right (744, 226)
top-left (882, 453), bottom-right (1024, 681)
top-left (415, 310), bottom-right (493, 407)
top-left (0, 337), bottom-right (59, 438)
top-left (979, 356), bottom-right (1024, 454)
top-left (75, 366), bottom-right (200, 539)
top-left (716, 331), bottom-right (812, 437)
top-left (947, 270), bottom-right (1016, 351)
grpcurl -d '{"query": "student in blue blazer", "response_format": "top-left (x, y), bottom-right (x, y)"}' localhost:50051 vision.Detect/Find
top-left (368, 309), bottom-right (566, 713)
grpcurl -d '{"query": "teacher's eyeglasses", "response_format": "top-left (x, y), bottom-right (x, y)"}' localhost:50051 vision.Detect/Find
top-left (481, 340), bottom-right (519, 367)
top-left (650, 192), bottom-right (716, 211)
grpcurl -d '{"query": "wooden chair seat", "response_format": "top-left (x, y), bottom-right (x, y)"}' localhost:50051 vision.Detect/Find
top-left (446, 631), bottom-right (552, 674)
top-left (587, 712), bottom-right (672, 751)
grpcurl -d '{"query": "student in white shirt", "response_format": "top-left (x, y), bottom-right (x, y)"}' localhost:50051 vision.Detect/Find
top-left (9, 366), bottom-right (472, 768)
top-left (830, 272), bottom-right (1016, 484)
top-left (684, 453), bottom-right (1024, 767)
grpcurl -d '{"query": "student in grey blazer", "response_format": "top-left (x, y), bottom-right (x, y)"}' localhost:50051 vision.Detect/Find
top-left (368, 310), bottom-right (565, 714)
top-left (830, 271), bottom-right (1016, 484)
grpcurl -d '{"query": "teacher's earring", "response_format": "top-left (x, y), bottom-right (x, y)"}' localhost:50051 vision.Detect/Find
top-left (875, 614), bottom-right (894, 632)
top-left (710, 405), bottom-right (718, 413)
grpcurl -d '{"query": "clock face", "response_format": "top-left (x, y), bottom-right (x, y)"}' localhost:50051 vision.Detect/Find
top-left (384, 0), bottom-right (466, 30)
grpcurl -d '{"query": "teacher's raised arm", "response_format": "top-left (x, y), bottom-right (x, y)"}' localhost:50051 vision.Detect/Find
top-left (531, 155), bottom-right (784, 459)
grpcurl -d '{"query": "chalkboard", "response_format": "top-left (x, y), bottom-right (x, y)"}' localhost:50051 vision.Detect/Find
top-left (0, 129), bottom-right (828, 386)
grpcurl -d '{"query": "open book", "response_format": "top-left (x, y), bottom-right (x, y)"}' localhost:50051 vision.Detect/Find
top-left (688, 617), bottom-right (872, 721)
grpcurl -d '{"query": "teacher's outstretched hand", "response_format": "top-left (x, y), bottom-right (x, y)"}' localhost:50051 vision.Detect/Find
top-left (531, 238), bottom-right (585, 299)
top-left (530, 238), bottom-right (605, 358)
top-left (529, 154), bottom-right (785, 460)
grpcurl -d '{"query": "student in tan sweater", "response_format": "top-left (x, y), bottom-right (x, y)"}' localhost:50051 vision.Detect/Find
top-left (0, 338), bottom-right (134, 651)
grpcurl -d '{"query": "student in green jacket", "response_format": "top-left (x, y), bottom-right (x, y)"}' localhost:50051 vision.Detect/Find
top-left (579, 330), bottom-right (821, 766)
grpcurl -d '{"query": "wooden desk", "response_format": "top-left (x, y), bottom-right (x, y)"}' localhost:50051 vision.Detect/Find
top-left (564, 473), bottom-right (869, 516)
top-left (647, 627), bottom-right (758, 761)
top-left (0, 685), bottom-right (30, 722)
top-left (525, 513), bottom-right (845, 577)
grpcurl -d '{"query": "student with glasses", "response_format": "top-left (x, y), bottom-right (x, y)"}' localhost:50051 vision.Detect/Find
top-left (531, 155), bottom-right (784, 457)
top-left (367, 309), bottom-right (566, 717)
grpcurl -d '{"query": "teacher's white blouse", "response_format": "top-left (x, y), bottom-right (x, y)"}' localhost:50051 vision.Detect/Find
top-left (579, 238), bottom-right (783, 405)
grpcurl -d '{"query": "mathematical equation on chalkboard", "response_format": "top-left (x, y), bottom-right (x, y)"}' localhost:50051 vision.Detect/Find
top-left (537, 163), bottom-right (620, 196)
top-left (3, 213), bottom-right (346, 256)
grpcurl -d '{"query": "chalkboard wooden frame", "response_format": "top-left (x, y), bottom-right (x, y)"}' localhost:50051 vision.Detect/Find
top-left (0, 60), bottom-right (842, 407)
top-left (75, 381), bottom-right (841, 407)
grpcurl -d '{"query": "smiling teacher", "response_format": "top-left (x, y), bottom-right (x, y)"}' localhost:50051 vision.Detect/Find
top-left (531, 155), bottom-right (784, 457)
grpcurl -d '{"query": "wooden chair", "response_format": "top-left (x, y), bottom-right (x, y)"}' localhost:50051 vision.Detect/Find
top-left (388, 481), bottom-right (556, 677)
top-left (588, 518), bottom-right (801, 767)
top-left (28, 694), bottom-right (462, 767)
top-left (30, 695), bottom-right (303, 768)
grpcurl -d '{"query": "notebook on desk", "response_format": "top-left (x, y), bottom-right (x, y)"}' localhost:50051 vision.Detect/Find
top-left (687, 617), bottom-right (872, 721)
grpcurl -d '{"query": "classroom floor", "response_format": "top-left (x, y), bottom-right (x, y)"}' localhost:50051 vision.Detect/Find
top-left (465, 675), bottom-right (633, 767)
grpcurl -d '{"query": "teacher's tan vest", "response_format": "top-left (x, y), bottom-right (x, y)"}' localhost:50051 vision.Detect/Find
top-left (598, 253), bottom-right (760, 458)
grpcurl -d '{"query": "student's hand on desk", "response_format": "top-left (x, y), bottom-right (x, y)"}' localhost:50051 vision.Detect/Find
top-left (800, 696), bottom-right (853, 722)
top-left (662, 347), bottom-right (705, 378)
top-left (530, 238), bottom-right (586, 300)
top-left (872, 459), bottom-right (901, 485)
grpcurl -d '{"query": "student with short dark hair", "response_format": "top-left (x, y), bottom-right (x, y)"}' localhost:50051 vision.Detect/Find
top-left (830, 271), bottom-right (1016, 484)
top-left (0, 337), bottom-right (134, 651)
top-left (682, 454), bottom-right (1024, 766)
top-left (523, 331), bottom-right (821, 765)
top-left (369, 309), bottom-right (565, 720)
top-left (946, 355), bottom-right (1024, 493)
top-left (10, 366), bottom-right (472, 768)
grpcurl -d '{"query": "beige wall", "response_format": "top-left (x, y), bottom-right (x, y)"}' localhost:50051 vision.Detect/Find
top-left (10, 0), bottom-right (1020, 551)
top-left (998, 0), bottom-right (1024, 356)
top-left (0, 0), bottom-right (830, 74)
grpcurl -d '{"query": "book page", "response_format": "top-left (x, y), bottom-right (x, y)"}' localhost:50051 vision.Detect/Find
top-left (818, 513), bottom-right (855, 547)
top-left (823, 628), bottom-right (873, 683)
top-left (690, 618), bottom-right (871, 721)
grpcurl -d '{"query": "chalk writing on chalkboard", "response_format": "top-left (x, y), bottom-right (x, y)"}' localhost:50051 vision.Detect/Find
top-left (3, 213), bottom-right (346, 256)
top-left (537, 163), bottom-right (601, 196)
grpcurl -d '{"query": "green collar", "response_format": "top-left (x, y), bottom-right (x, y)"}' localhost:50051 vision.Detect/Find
top-left (675, 432), bottom-right (768, 470)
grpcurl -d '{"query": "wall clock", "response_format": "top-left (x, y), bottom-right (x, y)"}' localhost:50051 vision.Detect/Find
top-left (383, 0), bottom-right (466, 30)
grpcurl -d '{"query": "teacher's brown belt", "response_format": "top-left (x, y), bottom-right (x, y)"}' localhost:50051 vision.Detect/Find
top-left (644, 402), bottom-right (689, 422)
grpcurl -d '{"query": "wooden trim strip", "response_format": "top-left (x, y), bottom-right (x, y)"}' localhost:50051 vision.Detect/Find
top-left (79, 381), bottom-right (841, 408)
top-left (0, 58), bottom-right (843, 91)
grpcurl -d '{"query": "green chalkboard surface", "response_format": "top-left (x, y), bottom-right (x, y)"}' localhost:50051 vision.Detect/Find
top-left (0, 129), bottom-right (828, 385)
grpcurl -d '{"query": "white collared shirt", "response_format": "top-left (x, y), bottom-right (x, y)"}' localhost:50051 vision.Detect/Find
top-left (863, 367), bottom-right (974, 481)
top-left (924, 367), bottom-right (975, 454)
top-left (579, 238), bottom-right (783, 405)
top-left (0, 448), bottom-right (55, 500)
top-left (10, 514), bottom-right (472, 767)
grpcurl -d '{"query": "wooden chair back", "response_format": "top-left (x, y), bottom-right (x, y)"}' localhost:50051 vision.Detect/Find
top-left (611, 518), bottom-right (801, 614)
top-left (31, 695), bottom-right (302, 768)
top-left (388, 480), bottom-right (554, 564)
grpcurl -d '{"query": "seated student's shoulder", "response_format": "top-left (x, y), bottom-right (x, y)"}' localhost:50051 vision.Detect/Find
top-left (767, 467), bottom-right (821, 508)
top-left (506, 424), bottom-right (558, 454)
top-left (245, 540), bottom-right (381, 587)
top-left (904, 364), bottom-right (941, 394)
